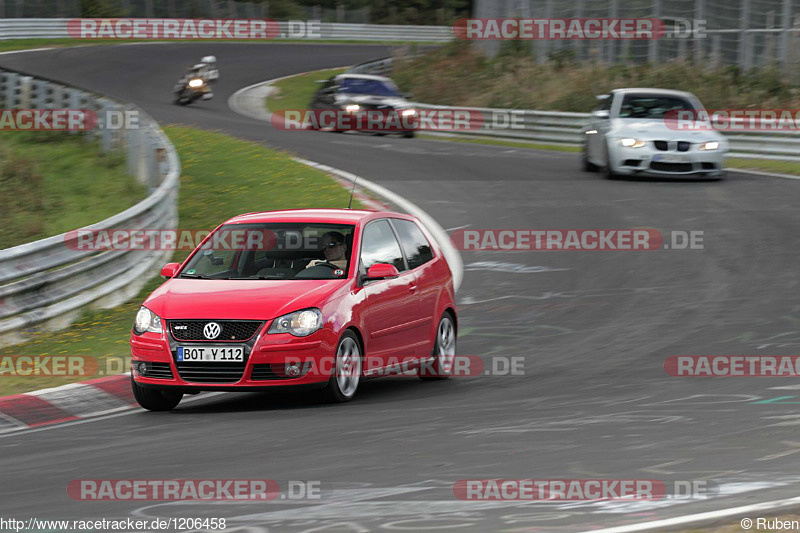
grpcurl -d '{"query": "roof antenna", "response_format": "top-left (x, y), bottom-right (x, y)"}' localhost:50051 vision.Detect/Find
top-left (347, 174), bottom-right (358, 209)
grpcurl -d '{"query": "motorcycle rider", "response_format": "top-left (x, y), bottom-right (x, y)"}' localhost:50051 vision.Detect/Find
top-left (175, 56), bottom-right (218, 101)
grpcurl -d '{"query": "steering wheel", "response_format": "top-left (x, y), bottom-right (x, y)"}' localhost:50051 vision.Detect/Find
top-left (313, 261), bottom-right (341, 270)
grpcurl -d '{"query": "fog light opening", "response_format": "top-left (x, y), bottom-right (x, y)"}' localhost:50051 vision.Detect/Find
top-left (286, 363), bottom-right (301, 378)
top-left (137, 362), bottom-right (148, 376)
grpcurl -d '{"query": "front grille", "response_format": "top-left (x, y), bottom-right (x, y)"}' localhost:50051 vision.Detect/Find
top-left (169, 320), bottom-right (263, 342)
top-left (146, 362), bottom-right (173, 379)
top-left (653, 140), bottom-right (669, 151)
top-left (677, 141), bottom-right (690, 152)
top-left (175, 362), bottom-right (246, 383)
top-left (650, 162), bottom-right (694, 173)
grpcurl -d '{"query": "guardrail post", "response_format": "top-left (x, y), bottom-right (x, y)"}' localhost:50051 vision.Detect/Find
top-left (18, 75), bottom-right (32, 109)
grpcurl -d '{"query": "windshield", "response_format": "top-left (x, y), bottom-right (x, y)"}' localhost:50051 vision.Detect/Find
top-left (179, 223), bottom-right (355, 280)
top-left (618, 94), bottom-right (696, 119)
top-left (339, 77), bottom-right (401, 97)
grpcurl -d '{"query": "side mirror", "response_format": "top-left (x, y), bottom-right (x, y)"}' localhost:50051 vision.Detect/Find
top-left (365, 263), bottom-right (400, 280)
top-left (403, 92), bottom-right (413, 99)
top-left (161, 262), bottom-right (180, 278)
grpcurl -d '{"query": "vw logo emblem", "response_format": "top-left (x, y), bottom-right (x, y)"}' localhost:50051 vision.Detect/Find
top-left (203, 322), bottom-right (221, 340)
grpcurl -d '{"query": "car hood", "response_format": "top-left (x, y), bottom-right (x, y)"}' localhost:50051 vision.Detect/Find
top-left (143, 278), bottom-right (348, 320)
top-left (610, 118), bottom-right (725, 141)
top-left (336, 94), bottom-right (411, 108)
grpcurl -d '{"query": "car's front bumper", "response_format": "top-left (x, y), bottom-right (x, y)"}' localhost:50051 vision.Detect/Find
top-left (130, 327), bottom-right (337, 391)
top-left (609, 144), bottom-right (727, 177)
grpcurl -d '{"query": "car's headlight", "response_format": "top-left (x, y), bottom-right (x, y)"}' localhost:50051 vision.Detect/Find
top-left (401, 109), bottom-right (417, 116)
top-left (345, 104), bottom-right (360, 113)
top-left (268, 308), bottom-right (323, 337)
top-left (188, 78), bottom-right (204, 88)
top-left (700, 141), bottom-right (719, 151)
top-left (620, 138), bottom-right (646, 148)
top-left (133, 306), bottom-right (163, 335)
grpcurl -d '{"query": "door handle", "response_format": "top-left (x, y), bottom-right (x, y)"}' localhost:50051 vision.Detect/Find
top-left (409, 284), bottom-right (418, 293)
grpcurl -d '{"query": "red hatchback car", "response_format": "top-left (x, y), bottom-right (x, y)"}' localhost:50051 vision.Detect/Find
top-left (130, 209), bottom-right (457, 411)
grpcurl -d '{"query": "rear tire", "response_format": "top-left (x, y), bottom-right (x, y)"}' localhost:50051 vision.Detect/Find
top-left (131, 375), bottom-right (183, 411)
top-left (420, 312), bottom-right (456, 380)
top-left (322, 331), bottom-right (362, 403)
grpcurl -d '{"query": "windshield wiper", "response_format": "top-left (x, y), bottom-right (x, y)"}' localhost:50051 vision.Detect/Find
top-left (178, 273), bottom-right (212, 279)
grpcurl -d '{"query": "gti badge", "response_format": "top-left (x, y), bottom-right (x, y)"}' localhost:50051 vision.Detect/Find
top-left (203, 322), bottom-right (221, 340)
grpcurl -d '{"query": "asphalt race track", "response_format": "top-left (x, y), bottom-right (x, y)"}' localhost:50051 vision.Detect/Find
top-left (2, 43), bottom-right (800, 532)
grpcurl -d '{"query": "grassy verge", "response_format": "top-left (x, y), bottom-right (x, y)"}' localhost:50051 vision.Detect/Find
top-left (391, 40), bottom-right (800, 112)
top-left (266, 67), bottom-right (348, 112)
top-left (0, 131), bottom-right (146, 249)
top-left (0, 125), bottom-right (362, 396)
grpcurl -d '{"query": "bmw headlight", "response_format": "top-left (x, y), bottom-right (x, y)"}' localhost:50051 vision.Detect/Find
top-left (268, 308), bottom-right (323, 337)
top-left (188, 78), bottom-right (204, 88)
top-left (620, 138), bottom-right (646, 148)
top-left (133, 306), bottom-right (163, 335)
top-left (345, 104), bottom-right (360, 113)
top-left (401, 108), bottom-right (417, 117)
top-left (700, 141), bottom-right (719, 151)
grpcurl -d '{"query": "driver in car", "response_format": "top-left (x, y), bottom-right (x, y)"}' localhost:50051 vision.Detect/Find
top-left (306, 231), bottom-right (347, 269)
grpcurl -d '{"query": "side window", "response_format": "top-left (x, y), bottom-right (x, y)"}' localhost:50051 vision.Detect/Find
top-left (360, 219), bottom-right (406, 273)
top-left (391, 219), bottom-right (434, 270)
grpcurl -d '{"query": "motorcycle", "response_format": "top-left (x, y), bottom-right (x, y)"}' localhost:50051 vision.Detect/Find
top-left (173, 77), bottom-right (212, 106)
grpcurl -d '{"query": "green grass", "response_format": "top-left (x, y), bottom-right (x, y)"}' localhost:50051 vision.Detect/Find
top-left (266, 67), bottom-right (348, 112)
top-left (391, 40), bottom-right (800, 112)
top-left (0, 131), bottom-right (146, 250)
top-left (0, 125), bottom-right (362, 396)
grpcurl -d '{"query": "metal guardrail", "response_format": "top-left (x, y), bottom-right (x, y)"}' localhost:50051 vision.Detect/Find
top-left (0, 19), bottom-right (454, 42)
top-left (0, 68), bottom-right (180, 348)
top-left (349, 58), bottom-right (800, 162)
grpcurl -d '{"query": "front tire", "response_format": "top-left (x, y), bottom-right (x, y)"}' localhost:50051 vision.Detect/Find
top-left (131, 376), bottom-right (183, 411)
top-left (603, 142), bottom-right (617, 180)
top-left (322, 331), bottom-right (362, 403)
top-left (402, 131), bottom-right (415, 138)
top-left (420, 312), bottom-right (456, 380)
top-left (582, 142), bottom-right (598, 171)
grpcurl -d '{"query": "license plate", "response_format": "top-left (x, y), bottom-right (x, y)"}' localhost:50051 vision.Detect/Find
top-left (176, 346), bottom-right (244, 362)
top-left (652, 154), bottom-right (687, 163)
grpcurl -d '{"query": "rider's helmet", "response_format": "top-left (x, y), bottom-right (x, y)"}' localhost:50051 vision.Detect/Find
top-left (201, 55), bottom-right (217, 68)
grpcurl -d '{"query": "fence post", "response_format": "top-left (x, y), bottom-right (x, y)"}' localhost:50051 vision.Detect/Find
top-left (694, 0), bottom-right (705, 64)
top-left (607, 0), bottom-right (619, 63)
top-left (536, 0), bottom-right (553, 65)
top-left (648, 0), bottom-right (660, 63)
top-left (780, 0), bottom-right (792, 69)
top-left (739, 0), bottom-right (750, 69)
